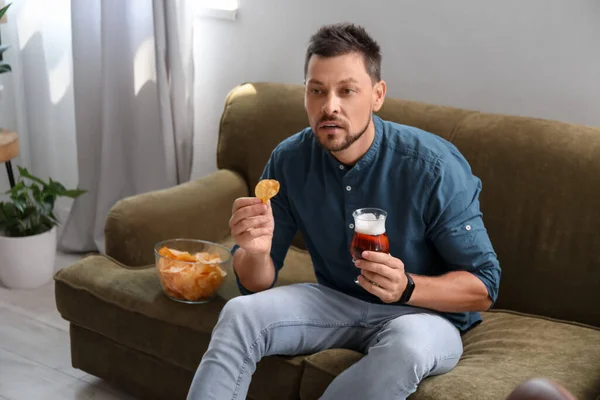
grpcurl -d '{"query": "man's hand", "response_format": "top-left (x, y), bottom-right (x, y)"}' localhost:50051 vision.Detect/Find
top-left (229, 197), bottom-right (274, 255)
top-left (355, 251), bottom-right (408, 303)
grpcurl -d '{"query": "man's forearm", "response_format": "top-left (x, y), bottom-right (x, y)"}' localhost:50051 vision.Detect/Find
top-left (406, 271), bottom-right (492, 312)
top-left (233, 249), bottom-right (276, 293)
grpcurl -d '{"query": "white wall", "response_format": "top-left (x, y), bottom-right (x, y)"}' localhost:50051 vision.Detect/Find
top-left (191, 0), bottom-right (600, 179)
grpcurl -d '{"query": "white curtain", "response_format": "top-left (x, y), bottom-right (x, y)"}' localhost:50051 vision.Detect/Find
top-left (153, 0), bottom-right (195, 184)
top-left (59, 0), bottom-right (195, 252)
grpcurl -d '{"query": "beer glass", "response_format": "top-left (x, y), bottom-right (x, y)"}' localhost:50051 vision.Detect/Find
top-left (350, 208), bottom-right (389, 284)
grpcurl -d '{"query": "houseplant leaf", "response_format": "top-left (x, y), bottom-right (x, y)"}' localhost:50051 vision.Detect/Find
top-left (17, 166), bottom-right (46, 186)
top-left (0, 166), bottom-right (86, 237)
top-left (1, 202), bottom-right (17, 219)
top-left (0, 4), bottom-right (10, 21)
top-left (63, 189), bottom-right (87, 198)
top-left (0, 4), bottom-right (12, 76)
top-left (0, 62), bottom-right (11, 74)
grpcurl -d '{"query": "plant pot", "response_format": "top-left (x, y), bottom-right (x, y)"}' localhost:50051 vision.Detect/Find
top-left (0, 227), bottom-right (57, 289)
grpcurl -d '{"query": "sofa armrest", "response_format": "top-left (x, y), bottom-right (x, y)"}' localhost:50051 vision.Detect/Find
top-left (105, 169), bottom-right (248, 266)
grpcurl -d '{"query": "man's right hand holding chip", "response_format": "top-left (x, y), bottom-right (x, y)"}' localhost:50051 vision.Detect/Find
top-left (230, 197), bottom-right (274, 254)
top-left (229, 197), bottom-right (276, 292)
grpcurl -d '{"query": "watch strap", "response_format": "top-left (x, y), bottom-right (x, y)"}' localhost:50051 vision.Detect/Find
top-left (399, 272), bottom-right (415, 304)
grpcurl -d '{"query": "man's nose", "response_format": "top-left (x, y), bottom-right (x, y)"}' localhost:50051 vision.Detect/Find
top-left (322, 93), bottom-right (340, 115)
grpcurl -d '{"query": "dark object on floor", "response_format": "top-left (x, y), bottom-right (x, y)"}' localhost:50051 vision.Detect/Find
top-left (507, 378), bottom-right (577, 400)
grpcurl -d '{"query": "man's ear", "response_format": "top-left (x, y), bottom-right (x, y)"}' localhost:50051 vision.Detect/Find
top-left (372, 80), bottom-right (387, 112)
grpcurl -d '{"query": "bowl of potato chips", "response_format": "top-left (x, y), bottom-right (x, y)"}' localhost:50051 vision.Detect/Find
top-left (154, 239), bottom-right (231, 304)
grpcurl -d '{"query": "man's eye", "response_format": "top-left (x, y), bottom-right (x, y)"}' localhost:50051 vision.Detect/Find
top-left (342, 88), bottom-right (356, 95)
top-left (310, 88), bottom-right (322, 95)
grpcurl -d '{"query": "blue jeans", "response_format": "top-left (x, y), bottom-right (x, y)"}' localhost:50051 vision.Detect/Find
top-left (187, 283), bottom-right (463, 400)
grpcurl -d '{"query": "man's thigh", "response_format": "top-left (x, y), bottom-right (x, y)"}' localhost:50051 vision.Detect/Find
top-left (217, 283), bottom-right (374, 356)
top-left (230, 283), bottom-right (365, 321)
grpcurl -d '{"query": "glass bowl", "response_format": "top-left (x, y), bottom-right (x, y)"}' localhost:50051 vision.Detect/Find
top-left (154, 239), bottom-right (232, 304)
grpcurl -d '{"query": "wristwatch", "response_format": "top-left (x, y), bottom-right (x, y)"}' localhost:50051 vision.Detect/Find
top-left (399, 272), bottom-right (415, 304)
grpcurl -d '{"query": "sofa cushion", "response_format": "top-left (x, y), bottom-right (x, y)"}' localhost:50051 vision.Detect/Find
top-left (54, 255), bottom-right (225, 369)
top-left (298, 311), bottom-right (600, 400)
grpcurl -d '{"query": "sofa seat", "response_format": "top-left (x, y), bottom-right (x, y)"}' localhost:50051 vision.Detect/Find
top-left (55, 247), bottom-right (600, 400)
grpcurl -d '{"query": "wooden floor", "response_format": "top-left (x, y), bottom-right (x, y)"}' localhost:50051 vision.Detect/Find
top-left (0, 252), bottom-right (136, 400)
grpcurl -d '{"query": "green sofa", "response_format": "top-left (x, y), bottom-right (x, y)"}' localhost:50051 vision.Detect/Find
top-left (55, 82), bottom-right (600, 400)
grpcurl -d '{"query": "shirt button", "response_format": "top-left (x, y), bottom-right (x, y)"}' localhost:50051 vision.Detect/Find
top-left (465, 225), bottom-right (472, 231)
top-left (346, 186), bottom-right (351, 191)
top-left (349, 223), bottom-right (354, 229)
top-left (339, 165), bottom-right (344, 170)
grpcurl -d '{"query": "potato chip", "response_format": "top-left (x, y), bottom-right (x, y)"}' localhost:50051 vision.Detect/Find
top-left (195, 252), bottom-right (223, 264)
top-left (158, 247), bottom-right (176, 259)
top-left (168, 248), bottom-right (198, 262)
top-left (255, 179), bottom-right (280, 204)
top-left (157, 246), bottom-right (227, 302)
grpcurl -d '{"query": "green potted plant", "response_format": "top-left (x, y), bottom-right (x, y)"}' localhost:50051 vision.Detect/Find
top-left (0, 167), bottom-right (85, 289)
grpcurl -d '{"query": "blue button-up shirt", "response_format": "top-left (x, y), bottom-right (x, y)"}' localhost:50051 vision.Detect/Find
top-left (236, 115), bottom-right (501, 332)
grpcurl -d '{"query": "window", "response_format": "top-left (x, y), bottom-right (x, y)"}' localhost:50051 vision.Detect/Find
top-left (192, 0), bottom-right (238, 20)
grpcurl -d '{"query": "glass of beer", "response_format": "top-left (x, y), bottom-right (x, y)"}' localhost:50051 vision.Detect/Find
top-left (350, 208), bottom-right (389, 284)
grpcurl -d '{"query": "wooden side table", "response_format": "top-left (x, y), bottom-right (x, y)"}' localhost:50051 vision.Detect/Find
top-left (0, 130), bottom-right (18, 188)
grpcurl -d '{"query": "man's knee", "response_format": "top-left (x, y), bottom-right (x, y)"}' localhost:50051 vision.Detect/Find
top-left (220, 295), bottom-right (252, 319)
top-left (217, 290), bottom-right (284, 330)
top-left (375, 315), bottom-right (462, 377)
top-left (211, 295), bottom-right (272, 355)
top-left (218, 294), bottom-right (263, 327)
top-left (387, 336), bottom-right (434, 374)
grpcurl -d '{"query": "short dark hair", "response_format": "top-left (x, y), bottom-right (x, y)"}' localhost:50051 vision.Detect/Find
top-left (304, 23), bottom-right (382, 83)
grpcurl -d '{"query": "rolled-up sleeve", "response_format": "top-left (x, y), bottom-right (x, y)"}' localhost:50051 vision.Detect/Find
top-left (233, 149), bottom-right (298, 295)
top-left (424, 149), bottom-right (501, 305)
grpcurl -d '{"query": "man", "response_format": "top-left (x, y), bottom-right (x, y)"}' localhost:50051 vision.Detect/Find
top-left (187, 23), bottom-right (501, 400)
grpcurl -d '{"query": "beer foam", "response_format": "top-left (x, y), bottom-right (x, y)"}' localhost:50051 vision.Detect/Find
top-left (354, 213), bottom-right (386, 236)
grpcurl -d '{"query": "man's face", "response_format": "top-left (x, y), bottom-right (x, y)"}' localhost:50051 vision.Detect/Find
top-left (304, 52), bottom-right (384, 153)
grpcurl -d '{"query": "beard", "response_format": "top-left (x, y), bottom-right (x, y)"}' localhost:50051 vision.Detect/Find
top-left (316, 112), bottom-right (372, 153)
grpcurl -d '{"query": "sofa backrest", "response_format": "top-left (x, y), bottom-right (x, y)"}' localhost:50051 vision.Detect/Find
top-left (217, 82), bottom-right (600, 327)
